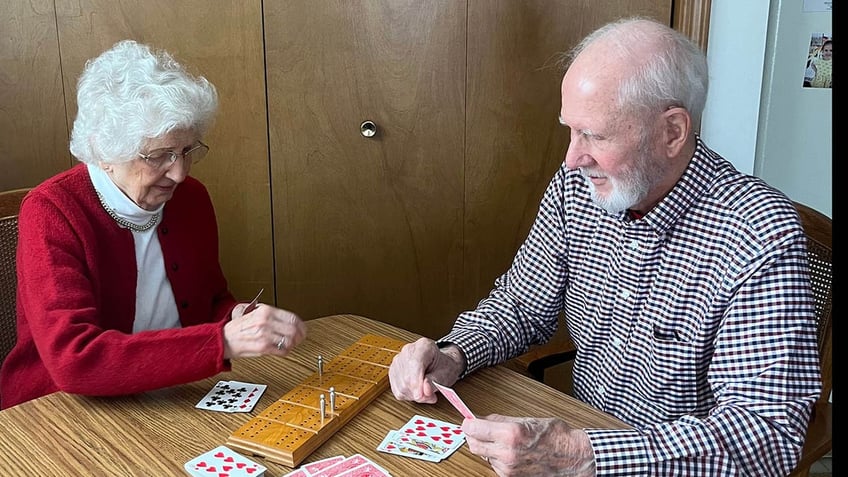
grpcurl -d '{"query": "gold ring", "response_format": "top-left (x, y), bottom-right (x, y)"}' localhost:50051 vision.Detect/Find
top-left (276, 336), bottom-right (286, 350)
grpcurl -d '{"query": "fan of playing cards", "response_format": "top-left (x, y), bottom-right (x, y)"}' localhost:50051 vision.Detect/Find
top-left (282, 454), bottom-right (393, 477)
top-left (377, 415), bottom-right (466, 463)
top-left (375, 382), bottom-right (475, 464)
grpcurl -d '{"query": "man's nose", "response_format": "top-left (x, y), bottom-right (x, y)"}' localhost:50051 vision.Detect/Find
top-left (564, 143), bottom-right (592, 170)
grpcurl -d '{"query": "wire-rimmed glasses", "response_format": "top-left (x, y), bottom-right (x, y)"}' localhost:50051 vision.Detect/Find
top-left (138, 141), bottom-right (209, 170)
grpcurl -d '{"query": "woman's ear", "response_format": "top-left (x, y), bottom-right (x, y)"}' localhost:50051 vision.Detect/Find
top-left (662, 107), bottom-right (691, 157)
top-left (98, 161), bottom-right (112, 173)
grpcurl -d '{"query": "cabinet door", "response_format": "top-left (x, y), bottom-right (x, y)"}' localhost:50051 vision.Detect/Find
top-left (54, 0), bottom-right (272, 301)
top-left (464, 1), bottom-right (673, 308)
top-left (0, 0), bottom-right (67, 191)
top-left (264, 1), bottom-right (466, 337)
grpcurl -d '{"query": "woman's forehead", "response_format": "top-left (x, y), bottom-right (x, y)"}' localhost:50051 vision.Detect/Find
top-left (143, 129), bottom-right (197, 150)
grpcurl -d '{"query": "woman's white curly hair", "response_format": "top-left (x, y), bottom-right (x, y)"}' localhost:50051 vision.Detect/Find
top-left (69, 40), bottom-right (218, 165)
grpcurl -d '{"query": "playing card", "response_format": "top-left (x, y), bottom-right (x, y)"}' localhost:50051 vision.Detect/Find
top-left (376, 430), bottom-right (441, 462)
top-left (195, 380), bottom-right (247, 412)
top-left (398, 415), bottom-right (465, 460)
top-left (281, 469), bottom-right (309, 477)
top-left (397, 433), bottom-right (455, 459)
top-left (303, 455), bottom-right (346, 474)
top-left (310, 454), bottom-right (370, 477)
top-left (184, 445), bottom-right (266, 477)
top-left (195, 380), bottom-right (267, 413)
top-left (226, 380), bottom-right (267, 413)
top-left (334, 461), bottom-right (393, 477)
top-left (243, 288), bottom-right (264, 314)
top-left (432, 381), bottom-right (475, 419)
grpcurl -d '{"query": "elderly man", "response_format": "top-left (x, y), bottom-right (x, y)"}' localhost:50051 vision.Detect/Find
top-left (389, 17), bottom-right (820, 477)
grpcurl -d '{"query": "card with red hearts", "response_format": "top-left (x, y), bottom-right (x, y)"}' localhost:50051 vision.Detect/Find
top-left (184, 445), bottom-right (266, 476)
top-left (376, 429), bottom-right (441, 462)
top-left (397, 415), bottom-right (465, 460)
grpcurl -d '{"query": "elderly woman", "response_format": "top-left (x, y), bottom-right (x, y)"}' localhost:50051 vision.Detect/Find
top-left (0, 40), bottom-right (306, 409)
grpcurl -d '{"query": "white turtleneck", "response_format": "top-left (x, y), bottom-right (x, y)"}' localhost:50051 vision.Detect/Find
top-left (87, 163), bottom-right (181, 332)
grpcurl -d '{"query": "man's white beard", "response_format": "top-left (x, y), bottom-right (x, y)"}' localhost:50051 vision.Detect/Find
top-left (582, 164), bottom-right (649, 214)
top-left (581, 134), bottom-right (657, 214)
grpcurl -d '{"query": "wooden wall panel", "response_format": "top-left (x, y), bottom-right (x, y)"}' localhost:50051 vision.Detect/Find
top-left (53, 0), bottom-right (272, 302)
top-left (2, 0), bottom-right (710, 337)
top-left (0, 0), bottom-right (69, 191)
top-left (463, 1), bottom-right (673, 309)
top-left (264, 1), bottom-right (466, 338)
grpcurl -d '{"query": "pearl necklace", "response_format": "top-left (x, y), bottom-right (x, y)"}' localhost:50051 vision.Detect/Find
top-left (96, 192), bottom-right (161, 232)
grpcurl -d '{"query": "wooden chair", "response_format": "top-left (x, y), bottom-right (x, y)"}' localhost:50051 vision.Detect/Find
top-left (788, 201), bottom-right (832, 477)
top-left (506, 200), bottom-right (832, 476)
top-left (0, 188), bottom-right (30, 369)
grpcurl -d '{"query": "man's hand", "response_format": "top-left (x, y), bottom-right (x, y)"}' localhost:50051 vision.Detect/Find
top-left (388, 337), bottom-right (466, 403)
top-left (463, 415), bottom-right (595, 477)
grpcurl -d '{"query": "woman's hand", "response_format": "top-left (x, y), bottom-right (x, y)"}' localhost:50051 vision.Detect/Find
top-left (223, 303), bottom-right (307, 359)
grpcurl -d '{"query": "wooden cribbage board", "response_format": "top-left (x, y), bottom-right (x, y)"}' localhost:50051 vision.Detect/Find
top-left (226, 334), bottom-right (407, 467)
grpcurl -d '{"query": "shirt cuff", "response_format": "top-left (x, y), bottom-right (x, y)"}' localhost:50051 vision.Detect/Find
top-left (584, 428), bottom-right (650, 476)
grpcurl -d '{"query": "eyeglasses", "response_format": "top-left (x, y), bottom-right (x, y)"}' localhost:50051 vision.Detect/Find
top-left (138, 141), bottom-right (209, 170)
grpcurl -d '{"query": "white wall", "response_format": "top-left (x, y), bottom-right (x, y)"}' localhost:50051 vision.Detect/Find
top-left (700, 0), bottom-right (832, 218)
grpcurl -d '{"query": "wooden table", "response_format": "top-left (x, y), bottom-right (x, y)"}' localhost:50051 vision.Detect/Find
top-left (0, 314), bottom-right (627, 476)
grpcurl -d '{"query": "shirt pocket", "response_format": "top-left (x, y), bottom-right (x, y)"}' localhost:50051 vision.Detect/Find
top-left (626, 317), bottom-right (706, 420)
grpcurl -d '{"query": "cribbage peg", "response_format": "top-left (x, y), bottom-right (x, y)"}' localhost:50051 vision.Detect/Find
top-left (320, 393), bottom-right (326, 423)
top-left (329, 386), bottom-right (336, 411)
top-left (318, 355), bottom-right (324, 381)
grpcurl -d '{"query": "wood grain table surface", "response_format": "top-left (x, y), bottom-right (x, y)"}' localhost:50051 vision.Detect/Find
top-left (0, 314), bottom-right (628, 476)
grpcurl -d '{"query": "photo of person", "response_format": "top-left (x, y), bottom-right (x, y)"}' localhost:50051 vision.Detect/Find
top-left (803, 33), bottom-right (832, 88)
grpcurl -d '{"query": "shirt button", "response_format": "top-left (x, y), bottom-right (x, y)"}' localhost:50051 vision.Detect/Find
top-left (629, 239), bottom-right (639, 250)
top-left (598, 385), bottom-right (605, 396)
top-left (620, 289), bottom-right (631, 299)
top-left (613, 337), bottom-right (623, 347)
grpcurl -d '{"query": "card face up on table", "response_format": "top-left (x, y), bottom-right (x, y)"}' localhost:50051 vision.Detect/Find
top-left (184, 445), bottom-right (266, 476)
top-left (195, 380), bottom-right (267, 413)
top-left (376, 414), bottom-right (466, 463)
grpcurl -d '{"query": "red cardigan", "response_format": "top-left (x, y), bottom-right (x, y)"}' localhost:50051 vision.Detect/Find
top-left (0, 164), bottom-right (237, 409)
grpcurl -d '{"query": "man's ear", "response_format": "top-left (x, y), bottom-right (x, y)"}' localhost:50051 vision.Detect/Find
top-left (662, 107), bottom-right (691, 157)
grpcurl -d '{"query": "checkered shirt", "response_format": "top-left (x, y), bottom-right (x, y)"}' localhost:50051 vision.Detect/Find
top-left (440, 138), bottom-right (821, 476)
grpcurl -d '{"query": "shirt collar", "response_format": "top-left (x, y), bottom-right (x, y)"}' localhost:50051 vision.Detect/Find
top-left (86, 163), bottom-right (163, 224)
top-left (636, 136), bottom-right (719, 235)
